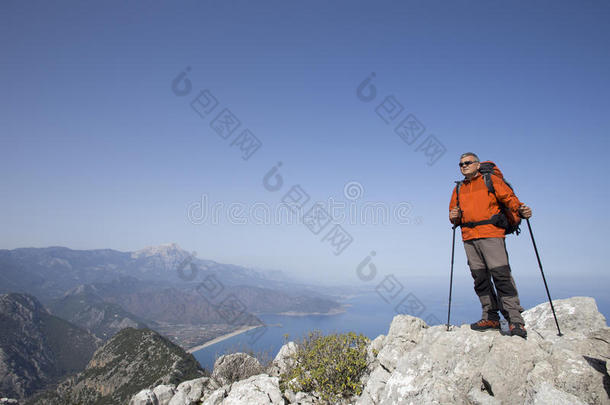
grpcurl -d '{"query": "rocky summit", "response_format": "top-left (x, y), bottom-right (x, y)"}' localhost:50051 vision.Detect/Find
top-left (131, 296), bottom-right (609, 405)
top-left (357, 296), bottom-right (608, 405)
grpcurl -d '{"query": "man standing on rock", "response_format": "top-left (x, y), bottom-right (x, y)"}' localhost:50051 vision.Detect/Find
top-left (449, 152), bottom-right (531, 339)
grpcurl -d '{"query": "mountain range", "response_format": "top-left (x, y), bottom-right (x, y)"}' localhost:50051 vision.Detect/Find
top-left (0, 293), bottom-right (100, 401)
top-left (27, 326), bottom-right (205, 405)
top-left (0, 243), bottom-right (345, 333)
top-left (0, 243), bottom-right (348, 402)
top-left (0, 243), bottom-right (306, 302)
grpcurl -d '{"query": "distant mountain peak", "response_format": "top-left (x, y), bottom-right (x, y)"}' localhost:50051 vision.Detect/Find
top-left (130, 243), bottom-right (192, 272)
top-left (131, 243), bottom-right (188, 259)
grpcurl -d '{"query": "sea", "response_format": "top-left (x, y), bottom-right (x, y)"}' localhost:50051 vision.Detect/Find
top-left (192, 290), bottom-right (408, 371)
top-left (192, 279), bottom-right (609, 372)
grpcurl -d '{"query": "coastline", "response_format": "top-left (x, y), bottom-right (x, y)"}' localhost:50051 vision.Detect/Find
top-left (187, 325), bottom-right (262, 353)
top-left (186, 306), bottom-right (349, 353)
top-left (276, 305), bottom-right (350, 317)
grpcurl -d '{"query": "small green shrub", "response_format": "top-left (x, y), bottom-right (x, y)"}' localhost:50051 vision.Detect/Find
top-left (280, 330), bottom-right (369, 403)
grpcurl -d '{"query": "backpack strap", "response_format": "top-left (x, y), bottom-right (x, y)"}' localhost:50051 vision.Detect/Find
top-left (482, 173), bottom-right (495, 195)
top-left (485, 171), bottom-right (515, 195)
top-left (479, 173), bottom-right (521, 235)
top-left (478, 162), bottom-right (499, 195)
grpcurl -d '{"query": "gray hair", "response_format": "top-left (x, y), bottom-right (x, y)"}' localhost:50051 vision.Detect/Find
top-left (460, 152), bottom-right (479, 162)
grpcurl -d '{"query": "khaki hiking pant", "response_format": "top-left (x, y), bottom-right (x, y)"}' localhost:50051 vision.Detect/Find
top-left (464, 237), bottom-right (525, 325)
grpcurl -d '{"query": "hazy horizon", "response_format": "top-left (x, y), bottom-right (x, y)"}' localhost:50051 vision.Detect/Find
top-left (3, 1), bottom-right (609, 288)
top-left (2, 242), bottom-right (608, 325)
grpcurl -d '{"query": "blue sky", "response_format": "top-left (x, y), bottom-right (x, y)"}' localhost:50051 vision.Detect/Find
top-left (2, 1), bottom-right (609, 296)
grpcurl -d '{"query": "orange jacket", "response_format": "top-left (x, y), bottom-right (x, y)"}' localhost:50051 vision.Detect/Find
top-left (449, 173), bottom-right (522, 240)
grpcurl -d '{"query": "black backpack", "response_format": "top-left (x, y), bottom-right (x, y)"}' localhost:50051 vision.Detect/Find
top-left (455, 161), bottom-right (522, 235)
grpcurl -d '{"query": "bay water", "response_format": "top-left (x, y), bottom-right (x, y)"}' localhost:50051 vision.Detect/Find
top-left (193, 279), bottom-right (610, 372)
top-left (192, 287), bottom-right (477, 372)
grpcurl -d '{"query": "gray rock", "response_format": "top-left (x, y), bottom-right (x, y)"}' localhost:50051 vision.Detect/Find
top-left (173, 377), bottom-right (209, 403)
top-left (375, 315), bottom-right (427, 372)
top-left (525, 360), bottom-right (555, 389)
top-left (377, 325), bottom-right (493, 404)
top-left (129, 389), bottom-right (159, 405)
top-left (152, 384), bottom-right (175, 405)
top-left (220, 374), bottom-right (283, 404)
top-left (370, 334), bottom-right (385, 354)
top-left (588, 327), bottom-right (610, 360)
top-left (523, 296), bottom-right (607, 338)
top-left (467, 386), bottom-right (501, 405)
top-left (526, 382), bottom-right (588, 405)
top-left (164, 376), bottom-right (219, 405)
top-left (294, 391), bottom-right (319, 404)
top-left (361, 296), bottom-right (609, 405)
top-left (283, 388), bottom-right (297, 404)
top-left (543, 327), bottom-right (610, 362)
top-left (267, 341), bottom-right (298, 377)
top-left (480, 335), bottom-right (546, 402)
top-left (363, 334), bottom-right (385, 376)
top-left (283, 389), bottom-right (318, 404)
top-left (211, 353), bottom-right (263, 386)
top-left (355, 366), bottom-right (391, 405)
top-left (201, 386), bottom-right (229, 405)
top-left (547, 346), bottom-right (609, 405)
top-left (167, 391), bottom-right (189, 405)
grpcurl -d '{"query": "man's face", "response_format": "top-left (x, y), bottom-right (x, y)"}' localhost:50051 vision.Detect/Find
top-left (459, 156), bottom-right (480, 178)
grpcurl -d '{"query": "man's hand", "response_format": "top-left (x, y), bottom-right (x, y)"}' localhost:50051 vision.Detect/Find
top-left (519, 204), bottom-right (532, 219)
top-left (449, 207), bottom-right (462, 223)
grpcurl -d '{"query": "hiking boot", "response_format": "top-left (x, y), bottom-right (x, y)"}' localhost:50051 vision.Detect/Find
top-left (509, 323), bottom-right (527, 339)
top-left (470, 319), bottom-right (500, 331)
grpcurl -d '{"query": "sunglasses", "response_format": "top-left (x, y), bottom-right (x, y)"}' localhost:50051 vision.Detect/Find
top-left (459, 161), bottom-right (477, 168)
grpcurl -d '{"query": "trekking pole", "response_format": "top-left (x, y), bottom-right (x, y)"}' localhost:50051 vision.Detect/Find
top-left (526, 218), bottom-right (562, 336)
top-left (447, 224), bottom-right (457, 331)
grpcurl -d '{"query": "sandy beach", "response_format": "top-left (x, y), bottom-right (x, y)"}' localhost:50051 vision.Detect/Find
top-left (187, 325), bottom-right (262, 353)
